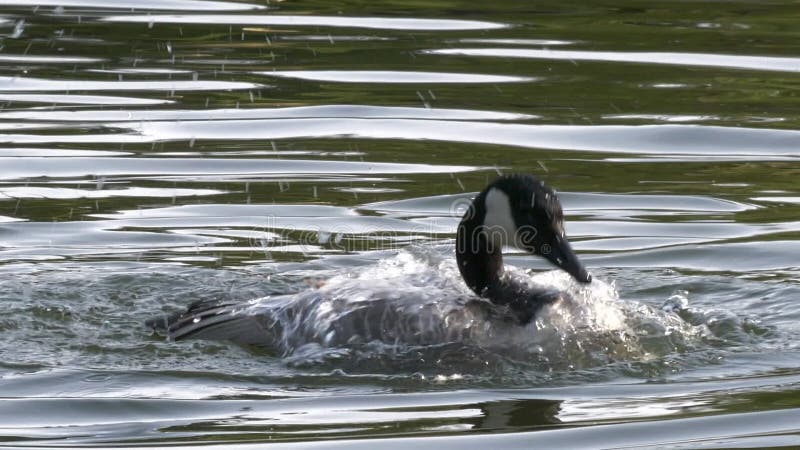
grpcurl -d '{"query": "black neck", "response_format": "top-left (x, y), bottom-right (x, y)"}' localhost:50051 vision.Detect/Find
top-left (456, 207), bottom-right (503, 296)
top-left (457, 212), bottom-right (554, 324)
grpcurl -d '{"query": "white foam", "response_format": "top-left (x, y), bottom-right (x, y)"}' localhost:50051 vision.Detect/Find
top-left (234, 249), bottom-right (703, 370)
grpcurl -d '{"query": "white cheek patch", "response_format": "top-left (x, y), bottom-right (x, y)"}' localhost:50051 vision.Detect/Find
top-left (483, 188), bottom-right (521, 249)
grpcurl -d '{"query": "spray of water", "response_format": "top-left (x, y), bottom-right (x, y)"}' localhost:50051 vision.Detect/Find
top-left (202, 248), bottom-right (707, 376)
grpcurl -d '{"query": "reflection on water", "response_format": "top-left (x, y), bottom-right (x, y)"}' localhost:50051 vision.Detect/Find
top-left (259, 70), bottom-right (535, 83)
top-left (2, 0), bottom-right (264, 10)
top-left (1, 0), bottom-right (800, 448)
top-left (425, 48), bottom-right (800, 73)
top-left (0, 93), bottom-right (176, 104)
top-left (0, 75), bottom-right (261, 91)
top-left (100, 14), bottom-right (508, 30)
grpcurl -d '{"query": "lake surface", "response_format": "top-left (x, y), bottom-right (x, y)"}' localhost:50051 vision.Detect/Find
top-left (1, 0), bottom-right (799, 448)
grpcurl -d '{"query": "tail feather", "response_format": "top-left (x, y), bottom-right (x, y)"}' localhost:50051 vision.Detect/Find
top-left (147, 299), bottom-right (276, 348)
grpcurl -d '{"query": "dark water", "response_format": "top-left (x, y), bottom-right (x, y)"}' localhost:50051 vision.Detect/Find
top-left (1, 0), bottom-right (800, 448)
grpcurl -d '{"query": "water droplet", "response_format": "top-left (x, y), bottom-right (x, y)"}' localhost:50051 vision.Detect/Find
top-left (415, 90), bottom-right (430, 109)
top-left (11, 19), bottom-right (25, 39)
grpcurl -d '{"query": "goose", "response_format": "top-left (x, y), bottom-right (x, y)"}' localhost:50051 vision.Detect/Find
top-left (456, 174), bottom-right (591, 323)
top-left (148, 174), bottom-right (591, 350)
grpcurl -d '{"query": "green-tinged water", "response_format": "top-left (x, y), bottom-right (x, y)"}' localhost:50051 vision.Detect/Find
top-left (1, 1), bottom-right (799, 448)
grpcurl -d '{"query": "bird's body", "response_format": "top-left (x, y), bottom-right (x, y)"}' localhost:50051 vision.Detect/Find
top-left (149, 175), bottom-right (592, 351)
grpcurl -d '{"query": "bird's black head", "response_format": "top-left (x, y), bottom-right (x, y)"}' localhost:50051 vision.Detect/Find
top-left (468, 174), bottom-right (591, 284)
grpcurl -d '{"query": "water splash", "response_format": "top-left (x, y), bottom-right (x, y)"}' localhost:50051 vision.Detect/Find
top-left (178, 249), bottom-right (711, 376)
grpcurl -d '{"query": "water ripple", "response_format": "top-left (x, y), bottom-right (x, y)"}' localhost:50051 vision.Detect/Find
top-left (100, 14), bottom-right (508, 31)
top-left (259, 71), bottom-right (534, 84)
top-left (0, 54), bottom-right (104, 63)
top-left (1, 1), bottom-right (799, 447)
top-left (0, 105), bottom-right (535, 122)
top-left (0, 186), bottom-right (225, 200)
top-left (4, 120), bottom-right (787, 160)
top-left (1, 0), bottom-right (265, 11)
top-left (0, 93), bottom-right (174, 105)
top-left (0, 157), bottom-right (477, 181)
top-left (425, 48), bottom-right (800, 73)
top-left (0, 76), bottom-right (261, 92)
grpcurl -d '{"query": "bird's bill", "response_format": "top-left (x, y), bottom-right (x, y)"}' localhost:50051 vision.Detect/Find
top-left (541, 237), bottom-right (592, 283)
